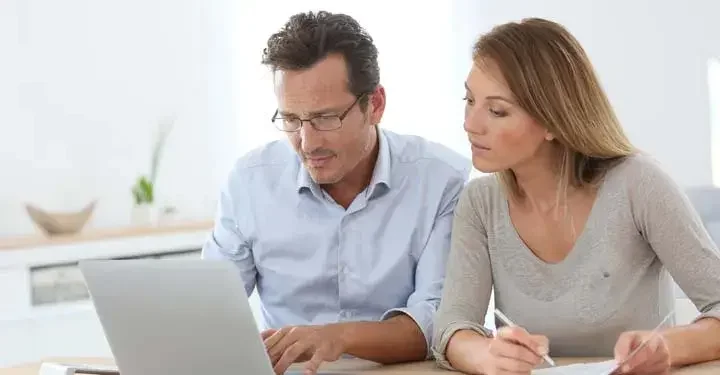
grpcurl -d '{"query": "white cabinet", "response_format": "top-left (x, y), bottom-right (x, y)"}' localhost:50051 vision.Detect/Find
top-left (0, 222), bottom-right (211, 367)
top-left (0, 223), bottom-right (210, 323)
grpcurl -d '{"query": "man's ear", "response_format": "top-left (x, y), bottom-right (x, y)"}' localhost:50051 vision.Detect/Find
top-left (369, 85), bottom-right (386, 126)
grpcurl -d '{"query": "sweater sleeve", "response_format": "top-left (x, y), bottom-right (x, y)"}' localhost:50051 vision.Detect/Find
top-left (431, 179), bottom-right (494, 369)
top-left (629, 156), bottom-right (720, 323)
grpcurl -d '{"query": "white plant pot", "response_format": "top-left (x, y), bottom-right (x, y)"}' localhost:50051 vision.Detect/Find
top-left (131, 203), bottom-right (157, 226)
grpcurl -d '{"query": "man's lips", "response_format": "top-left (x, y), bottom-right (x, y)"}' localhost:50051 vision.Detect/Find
top-left (306, 155), bottom-right (335, 167)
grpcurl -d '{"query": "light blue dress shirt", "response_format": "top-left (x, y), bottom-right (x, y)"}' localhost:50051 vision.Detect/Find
top-left (202, 129), bottom-right (470, 353)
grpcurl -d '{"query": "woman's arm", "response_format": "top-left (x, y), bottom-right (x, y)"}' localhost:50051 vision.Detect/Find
top-left (432, 179), bottom-right (495, 373)
top-left (629, 156), bottom-right (720, 366)
top-left (662, 318), bottom-right (720, 366)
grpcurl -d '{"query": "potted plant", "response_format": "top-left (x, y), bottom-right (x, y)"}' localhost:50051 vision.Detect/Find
top-left (131, 118), bottom-right (173, 225)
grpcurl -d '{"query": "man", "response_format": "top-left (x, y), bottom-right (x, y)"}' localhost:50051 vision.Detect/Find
top-left (202, 10), bottom-right (470, 375)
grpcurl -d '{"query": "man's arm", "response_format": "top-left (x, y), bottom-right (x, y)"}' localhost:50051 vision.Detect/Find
top-left (201, 164), bottom-right (257, 297)
top-left (344, 170), bottom-right (468, 363)
top-left (267, 167), bottom-right (470, 374)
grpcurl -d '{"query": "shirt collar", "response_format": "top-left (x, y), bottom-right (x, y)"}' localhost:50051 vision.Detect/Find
top-left (296, 129), bottom-right (392, 197)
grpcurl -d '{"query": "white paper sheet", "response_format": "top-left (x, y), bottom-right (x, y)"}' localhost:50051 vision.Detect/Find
top-left (532, 360), bottom-right (618, 375)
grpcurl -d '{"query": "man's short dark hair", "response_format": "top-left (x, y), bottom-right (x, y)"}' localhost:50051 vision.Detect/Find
top-left (261, 11), bottom-right (380, 107)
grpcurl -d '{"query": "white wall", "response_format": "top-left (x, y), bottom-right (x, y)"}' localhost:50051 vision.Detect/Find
top-left (453, 0), bottom-right (720, 187)
top-left (9, 0), bottom-right (716, 239)
top-left (232, 1), bottom-right (468, 164)
top-left (0, 0), bottom-right (240, 237)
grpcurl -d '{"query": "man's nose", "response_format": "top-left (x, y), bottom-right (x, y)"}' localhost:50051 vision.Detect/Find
top-left (299, 122), bottom-right (323, 152)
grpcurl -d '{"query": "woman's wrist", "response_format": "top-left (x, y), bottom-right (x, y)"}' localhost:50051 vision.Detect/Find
top-left (446, 329), bottom-right (492, 374)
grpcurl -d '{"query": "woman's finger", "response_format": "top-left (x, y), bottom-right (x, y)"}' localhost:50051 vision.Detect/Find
top-left (491, 338), bottom-right (542, 366)
top-left (622, 340), bottom-right (661, 373)
top-left (495, 354), bottom-right (538, 373)
top-left (498, 326), bottom-right (547, 355)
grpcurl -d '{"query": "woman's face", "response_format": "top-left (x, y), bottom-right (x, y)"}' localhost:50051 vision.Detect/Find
top-left (463, 60), bottom-right (551, 173)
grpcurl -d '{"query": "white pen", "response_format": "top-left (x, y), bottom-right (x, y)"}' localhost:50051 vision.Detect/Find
top-left (494, 308), bottom-right (556, 367)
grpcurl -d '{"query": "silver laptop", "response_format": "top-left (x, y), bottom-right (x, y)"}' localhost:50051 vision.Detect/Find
top-left (79, 259), bottom-right (336, 375)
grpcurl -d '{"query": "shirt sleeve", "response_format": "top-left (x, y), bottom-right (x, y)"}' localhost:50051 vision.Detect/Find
top-left (431, 179), bottom-right (494, 370)
top-left (629, 156), bottom-right (720, 323)
top-left (201, 163), bottom-right (257, 297)
top-left (380, 168), bottom-right (469, 359)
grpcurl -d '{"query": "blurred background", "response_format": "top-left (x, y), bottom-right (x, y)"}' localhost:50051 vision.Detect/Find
top-left (1, 0), bottom-right (718, 367)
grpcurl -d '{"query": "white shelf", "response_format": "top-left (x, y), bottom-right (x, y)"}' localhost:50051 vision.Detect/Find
top-left (0, 228), bottom-right (209, 269)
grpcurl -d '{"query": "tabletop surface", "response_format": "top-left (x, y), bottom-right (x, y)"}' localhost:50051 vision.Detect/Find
top-left (3, 357), bottom-right (720, 375)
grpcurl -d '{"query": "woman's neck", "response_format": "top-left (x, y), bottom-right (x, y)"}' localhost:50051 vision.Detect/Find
top-left (511, 147), bottom-right (571, 214)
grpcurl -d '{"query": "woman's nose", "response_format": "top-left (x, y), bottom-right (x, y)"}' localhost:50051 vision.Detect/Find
top-left (463, 109), bottom-right (485, 134)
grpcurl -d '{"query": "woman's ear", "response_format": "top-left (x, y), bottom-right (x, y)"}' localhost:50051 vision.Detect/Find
top-left (545, 132), bottom-right (555, 141)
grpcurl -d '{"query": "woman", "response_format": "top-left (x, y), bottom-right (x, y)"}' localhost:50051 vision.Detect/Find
top-left (432, 17), bottom-right (720, 375)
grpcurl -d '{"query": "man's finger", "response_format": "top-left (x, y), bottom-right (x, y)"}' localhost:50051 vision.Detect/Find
top-left (303, 350), bottom-right (326, 375)
top-left (268, 327), bottom-right (305, 357)
top-left (264, 327), bottom-right (290, 351)
top-left (274, 340), bottom-right (314, 375)
top-left (261, 329), bottom-right (277, 341)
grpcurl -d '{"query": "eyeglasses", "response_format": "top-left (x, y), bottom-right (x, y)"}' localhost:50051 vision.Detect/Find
top-left (271, 94), bottom-right (366, 132)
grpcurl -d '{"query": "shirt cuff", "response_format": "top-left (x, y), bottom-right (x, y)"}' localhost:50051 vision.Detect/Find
top-left (381, 304), bottom-right (434, 359)
top-left (431, 321), bottom-right (493, 370)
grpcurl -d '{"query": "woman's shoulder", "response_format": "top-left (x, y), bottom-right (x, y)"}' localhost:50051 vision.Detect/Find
top-left (604, 152), bottom-right (678, 190)
top-left (458, 174), bottom-right (506, 222)
top-left (601, 152), bottom-right (685, 208)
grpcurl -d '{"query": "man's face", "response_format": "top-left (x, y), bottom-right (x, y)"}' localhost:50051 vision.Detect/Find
top-left (274, 54), bottom-right (376, 185)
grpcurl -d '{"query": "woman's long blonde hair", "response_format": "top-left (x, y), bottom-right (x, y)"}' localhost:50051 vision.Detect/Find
top-left (473, 18), bottom-right (635, 200)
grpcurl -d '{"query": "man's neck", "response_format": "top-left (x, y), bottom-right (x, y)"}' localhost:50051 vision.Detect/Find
top-left (323, 129), bottom-right (379, 209)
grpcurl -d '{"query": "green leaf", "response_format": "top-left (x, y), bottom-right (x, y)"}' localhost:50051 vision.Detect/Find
top-left (131, 175), bottom-right (154, 204)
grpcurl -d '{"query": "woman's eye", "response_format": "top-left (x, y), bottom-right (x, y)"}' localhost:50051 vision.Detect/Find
top-left (489, 108), bottom-right (508, 117)
top-left (462, 96), bottom-right (474, 105)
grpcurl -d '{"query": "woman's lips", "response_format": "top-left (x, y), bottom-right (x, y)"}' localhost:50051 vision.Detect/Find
top-left (470, 141), bottom-right (491, 152)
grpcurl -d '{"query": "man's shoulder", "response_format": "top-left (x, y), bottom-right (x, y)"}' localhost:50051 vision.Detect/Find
top-left (226, 140), bottom-right (297, 187)
top-left (234, 139), bottom-right (297, 171)
top-left (384, 130), bottom-right (470, 178)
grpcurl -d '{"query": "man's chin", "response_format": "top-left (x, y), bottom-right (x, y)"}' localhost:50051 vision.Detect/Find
top-left (308, 170), bottom-right (343, 185)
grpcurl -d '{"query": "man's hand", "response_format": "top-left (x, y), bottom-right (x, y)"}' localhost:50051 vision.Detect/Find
top-left (261, 324), bottom-right (348, 375)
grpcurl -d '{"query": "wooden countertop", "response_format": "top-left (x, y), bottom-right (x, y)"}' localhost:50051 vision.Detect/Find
top-left (3, 357), bottom-right (720, 374)
top-left (0, 221), bottom-right (213, 251)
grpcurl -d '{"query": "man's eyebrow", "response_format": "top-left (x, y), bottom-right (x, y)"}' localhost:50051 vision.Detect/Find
top-left (278, 107), bottom-right (341, 118)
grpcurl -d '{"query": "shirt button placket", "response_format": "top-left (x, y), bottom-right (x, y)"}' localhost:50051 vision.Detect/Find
top-left (337, 216), bottom-right (351, 320)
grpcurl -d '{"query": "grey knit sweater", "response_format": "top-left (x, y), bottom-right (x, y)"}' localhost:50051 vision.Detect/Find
top-left (432, 153), bottom-right (720, 368)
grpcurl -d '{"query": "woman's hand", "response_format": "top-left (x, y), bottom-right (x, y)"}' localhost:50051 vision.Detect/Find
top-left (613, 331), bottom-right (671, 374)
top-left (480, 326), bottom-right (550, 375)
